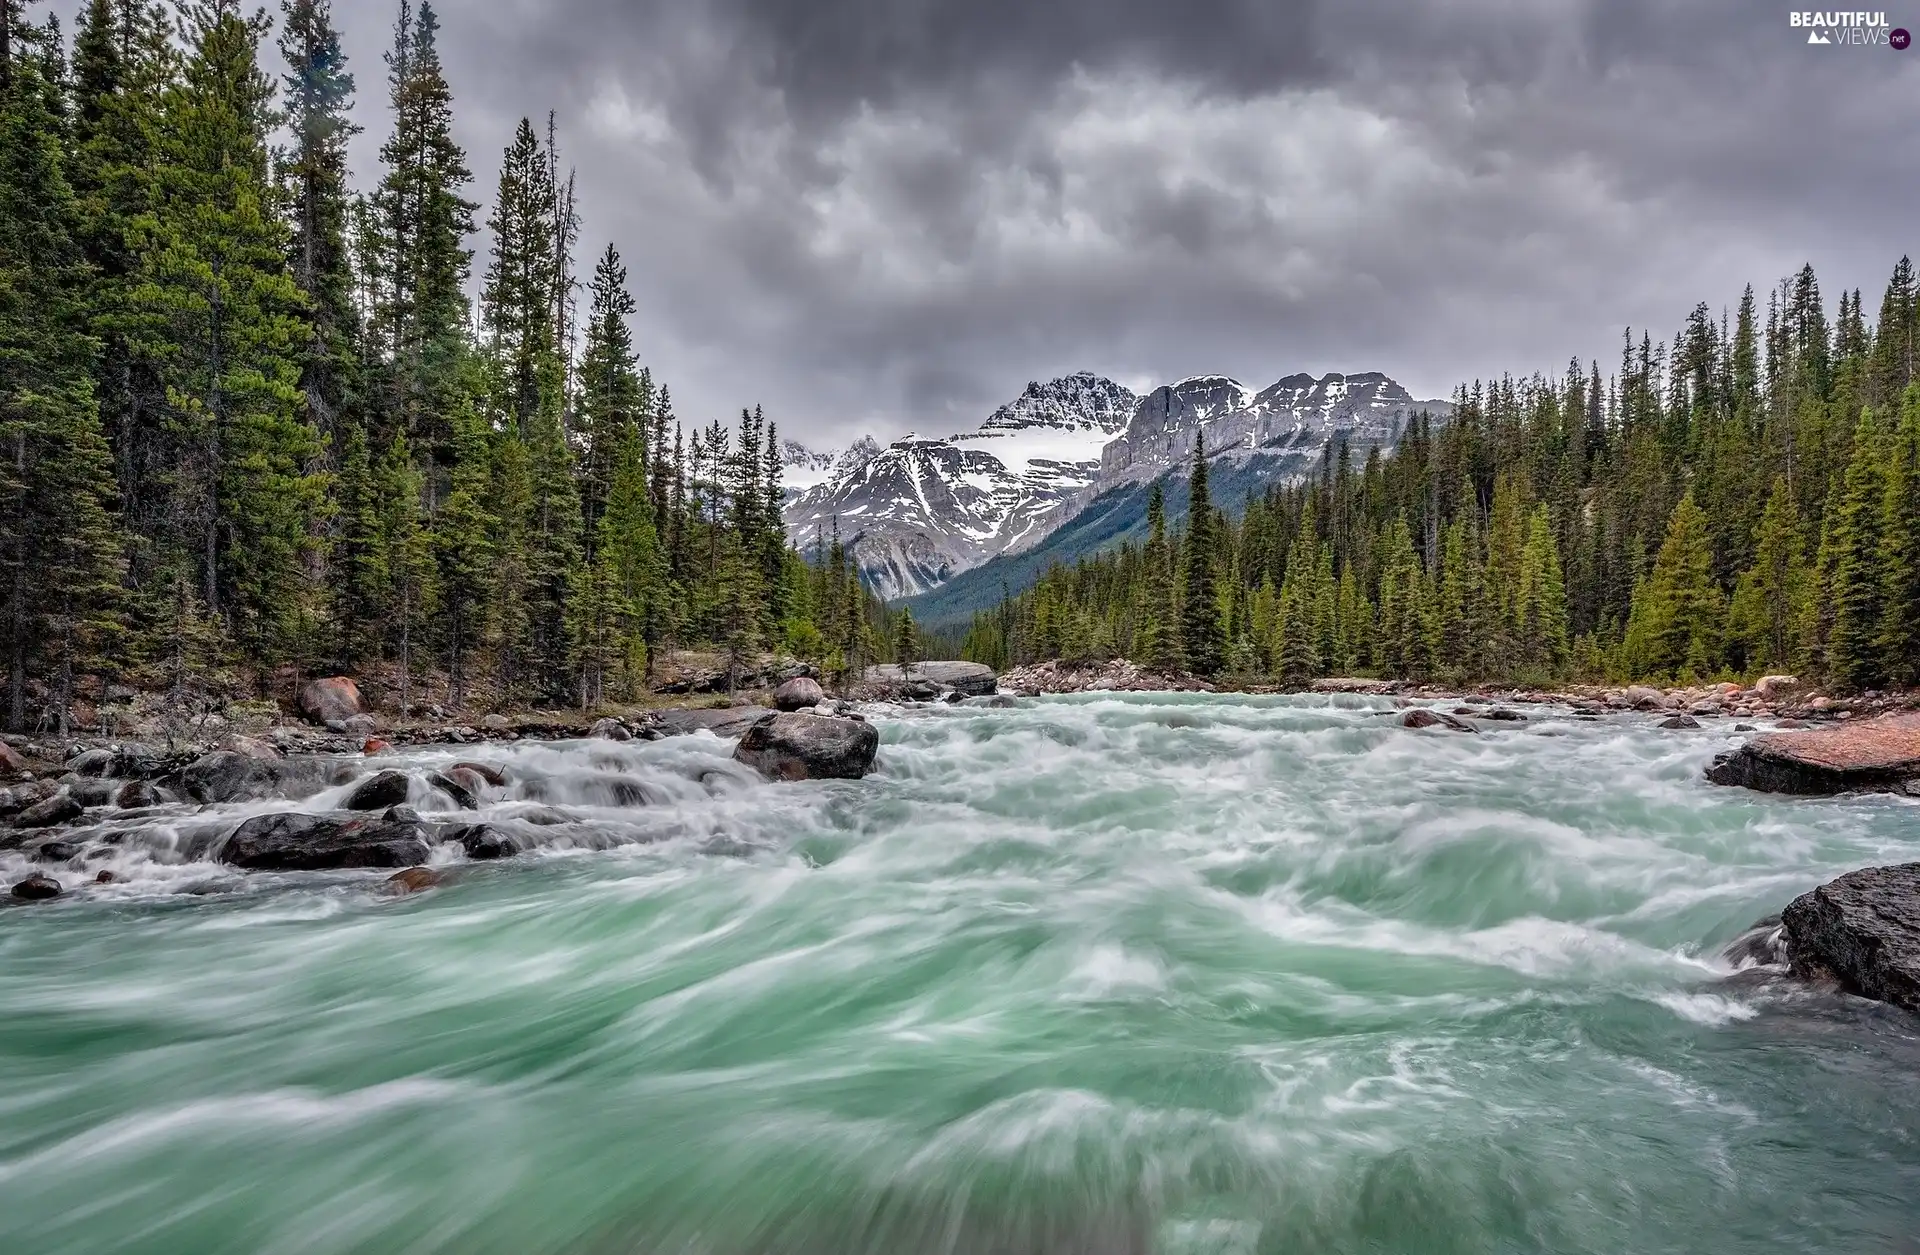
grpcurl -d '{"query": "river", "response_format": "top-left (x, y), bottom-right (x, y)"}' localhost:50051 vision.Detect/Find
top-left (1, 693), bottom-right (1917, 1254)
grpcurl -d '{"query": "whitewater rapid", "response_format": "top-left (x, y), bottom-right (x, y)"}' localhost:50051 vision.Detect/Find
top-left (1, 694), bottom-right (1916, 1254)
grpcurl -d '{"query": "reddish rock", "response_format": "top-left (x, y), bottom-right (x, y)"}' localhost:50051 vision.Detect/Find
top-left (220, 734), bottom-right (283, 761)
top-left (11, 874), bottom-right (62, 901)
top-left (383, 867), bottom-right (442, 896)
top-left (1707, 713), bottom-right (1920, 795)
top-left (94, 870), bottom-right (116, 885)
top-left (298, 676), bottom-right (364, 727)
top-left (0, 741), bottom-right (26, 775)
top-left (451, 762), bottom-right (507, 788)
top-left (363, 738), bottom-right (392, 756)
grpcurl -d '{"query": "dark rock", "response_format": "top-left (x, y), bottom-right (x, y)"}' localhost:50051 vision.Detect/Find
top-left (94, 870), bottom-right (116, 885)
top-left (220, 812), bottom-right (432, 872)
top-left (13, 791), bottom-right (82, 829)
top-left (426, 771), bottom-right (478, 810)
top-left (1722, 915), bottom-right (1788, 968)
top-left (446, 822), bottom-right (519, 861)
top-left (589, 717), bottom-right (632, 742)
top-left (11, 873), bottom-right (62, 901)
top-left (1733, 723), bottom-right (1757, 732)
top-left (652, 706), bottom-right (775, 739)
top-left (337, 714), bottom-right (378, 738)
top-left (0, 741), bottom-right (25, 775)
top-left (298, 676), bottom-right (364, 727)
top-left (1399, 709), bottom-right (1479, 734)
top-left (66, 744), bottom-right (160, 780)
top-left (383, 867), bottom-right (442, 896)
top-left (1480, 708), bottom-right (1527, 722)
top-left (67, 778), bottom-right (116, 807)
top-left (983, 695), bottom-right (1017, 708)
top-left (1705, 713), bottom-right (1920, 795)
top-left (113, 779), bottom-right (161, 809)
top-left (383, 804), bottom-right (422, 825)
top-left (863, 661), bottom-right (997, 697)
top-left (733, 712), bottom-right (880, 781)
top-left (30, 839), bottom-right (81, 863)
top-left (343, 770), bottom-right (411, 811)
top-left (0, 780), bottom-right (56, 819)
top-left (178, 751), bottom-right (281, 805)
top-left (773, 677), bottom-right (826, 712)
top-left (1659, 715), bottom-right (1701, 730)
top-left (1782, 864), bottom-right (1920, 1012)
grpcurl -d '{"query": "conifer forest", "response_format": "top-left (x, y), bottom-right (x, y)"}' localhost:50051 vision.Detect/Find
top-left (4, 0), bottom-right (1920, 736)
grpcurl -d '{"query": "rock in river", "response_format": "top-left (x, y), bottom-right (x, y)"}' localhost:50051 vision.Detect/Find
top-left (734, 712), bottom-right (879, 781)
top-left (1400, 708), bottom-right (1479, 733)
top-left (1782, 863), bottom-right (1920, 1013)
top-left (864, 661), bottom-right (997, 697)
top-left (1706, 713), bottom-right (1920, 795)
top-left (220, 813), bottom-right (433, 871)
top-left (10, 791), bottom-right (82, 829)
top-left (343, 770), bottom-right (411, 811)
top-left (298, 676), bottom-right (365, 727)
top-left (651, 706), bottom-right (774, 739)
top-left (10, 873), bottom-right (62, 901)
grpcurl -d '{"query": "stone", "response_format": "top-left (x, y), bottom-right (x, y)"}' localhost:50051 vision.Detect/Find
top-left (651, 706), bottom-right (774, 739)
top-left (863, 661), bottom-right (997, 697)
top-left (12, 791), bottom-right (82, 829)
top-left (343, 770), bottom-right (412, 812)
top-left (94, 870), bottom-right (116, 885)
top-left (219, 734), bottom-right (283, 761)
top-left (1311, 678), bottom-right (1395, 694)
top-left (298, 676), bottom-right (364, 727)
top-left (383, 867), bottom-right (442, 896)
top-left (11, 873), bottom-right (62, 901)
top-left (733, 712), bottom-right (881, 781)
top-left (1705, 713), bottom-right (1920, 795)
top-left (66, 778), bottom-right (116, 808)
top-left (1623, 686), bottom-right (1671, 711)
top-left (1782, 863), bottom-right (1920, 1013)
top-left (177, 751), bottom-right (281, 805)
top-left (0, 741), bottom-right (25, 775)
top-left (384, 804), bottom-right (423, 825)
top-left (66, 744), bottom-right (159, 779)
top-left (442, 766), bottom-right (495, 798)
top-left (589, 717), bottom-right (632, 742)
top-left (1479, 709), bottom-right (1528, 722)
top-left (480, 713), bottom-right (512, 731)
top-left (450, 762), bottom-right (508, 788)
top-left (31, 839), bottom-right (80, 863)
top-left (773, 677), bottom-right (826, 712)
top-left (1399, 708), bottom-right (1479, 733)
top-left (426, 771), bottom-right (478, 810)
top-left (446, 822), bottom-right (519, 861)
top-left (220, 812), bottom-right (432, 872)
top-left (112, 780), bottom-right (160, 809)
top-left (1754, 674), bottom-right (1799, 698)
top-left (1659, 715), bottom-right (1701, 729)
top-left (363, 738), bottom-right (392, 756)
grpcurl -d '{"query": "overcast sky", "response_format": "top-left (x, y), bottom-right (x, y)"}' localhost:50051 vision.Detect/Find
top-left (68, 0), bottom-right (1920, 448)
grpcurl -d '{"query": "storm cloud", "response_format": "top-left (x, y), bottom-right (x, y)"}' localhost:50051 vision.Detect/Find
top-left (164, 1), bottom-right (1920, 444)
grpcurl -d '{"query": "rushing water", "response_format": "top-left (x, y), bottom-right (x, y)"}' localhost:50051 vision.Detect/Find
top-left (2, 694), bottom-right (1918, 1255)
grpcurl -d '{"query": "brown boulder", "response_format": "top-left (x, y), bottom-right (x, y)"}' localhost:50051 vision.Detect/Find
top-left (0, 741), bottom-right (26, 775)
top-left (220, 734), bottom-right (284, 761)
top-left (733, 712), bottom-right (879, 780)
top-left (1399, 708), bottom-right (1479, 734)
top-left (298, 676), bottom-right (364, 727)
top-left (773, 677), bottom-right (826, 712)
top-left (11, 873), bottom-right (62, 901)
top-left (451, 762), bottom-right (507, 787)
top-left (383, 867), bottom-right (443, 896)
top-left (1706, 713), bottom-right (1920, 795)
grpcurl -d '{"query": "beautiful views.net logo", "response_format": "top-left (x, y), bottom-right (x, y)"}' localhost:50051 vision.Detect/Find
top-left (1789, 11), bottom-right (1910, 46)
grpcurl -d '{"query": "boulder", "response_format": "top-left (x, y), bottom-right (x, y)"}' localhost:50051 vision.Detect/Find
top-left (11, 873), bottom-right (62, 901)
top-left (363, 738), bottom-right (392, 756)
top-left (220, 812), bottom-right (432, 872)
top-left (339, 714), bottom-right (378, 738)
top-left (219, 734), bottom-right (283, 761)
top-left (1659, 715), bottom-right (1701, 730)
top-left (480, 713), bottom-right (512, 732)
top-left (1754, 674), bottom-right (1800, 698)
top-left (177, 750), bottom-right (282, 805)
top-left (1705, 714), bottom-right (1920, 795)
top-left (1623, 686), bottom-right (1671, 711)
top-left (450, 762), bottom-right (508, 788)
top-left (1479, 708), bottom-right (1528, 722)
top-left (113, 779), bottom-right (161, 809)
top-left (733, 712), bottom-right (880, 781)
top-left (773, 677), bottom-right (826, 712)
top-left (12, 791), bottom-right (82, 829)
top-left (298, 676), bottom-right (364, 727)
top-left (1782, 863), bottom-right (1920, 1012)
top-left (0, 741), bottom-right (25, 775)
top-left (589, 717), bottom-right (632, 742)
top-left (1399, 708), bottom-right (1479, 734)
top-left (343, 770), bottom-right (412, 812)
top-left (445, 822), bottom-right (519, 861)
top-left (383, 867), bottom-right (442, 896)
top-left (426, 771), bottom-right (478, 810)
top-left (30, 839), bottom-right (80, 864)
top-left (651, 706), bottom-right (774, 739)
top-left (1311, 678), bottom-right (1395, 695)
top-left (66, 744), bottom-right (160, 779)
top-left (863, 661), bottom-right (997, 697)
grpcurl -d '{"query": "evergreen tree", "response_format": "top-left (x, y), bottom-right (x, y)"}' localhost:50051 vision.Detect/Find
top-left (895, 607), bottom-right (920, 678)
top-left (1179, 438), bottom-right (1224, 675)
top-left (1827, 408), bottom-right (1890, 691)
top-left (482, 115), bottom-right (558, 435)
top-left (1878, 385), bottom-right (1920, 686)
top-left (328, 420), bottom-right (385, 662)
top-left (575, 241), bottom-right (642, 538)
top-left (1135, 482), bottom-right (1181, 672)
top-left (1728, 476), bottom-right (1809, 673)
top-left (1626, 491), bottom-right (1724, 679)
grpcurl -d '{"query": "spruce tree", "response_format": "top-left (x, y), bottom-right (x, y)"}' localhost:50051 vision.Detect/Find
top-left (1728, 476), bottom-right (1808, 674)
top-left (895, 607), bottom-right (920, 678)
top-left (1136, 482), bottom-right (1181, 672)
top-left (1628, 491), bottom-right (1724, 680)
top-left (1878, 384), bottom-right (1920, 685)
top-left (1828, 408), bottom-right (1889, 691)
top-left (328, 420), bottom-right (386, 662)
top-left (1179, 437), bottom-right (1224, 675)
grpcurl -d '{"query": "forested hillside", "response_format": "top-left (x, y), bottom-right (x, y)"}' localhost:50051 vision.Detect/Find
top-left (0, 0), bottom-right (892, 735)
top-left (962, 269), bottom-right (1920, 692)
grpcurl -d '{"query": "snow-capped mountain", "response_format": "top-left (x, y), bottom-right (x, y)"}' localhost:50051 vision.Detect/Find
top-left (784, 369), bottom-right (1449, 602)
top-left (781, 372), bottom-right (1137, 600)
top-left (1100, 371), bottom-right (1447, 485)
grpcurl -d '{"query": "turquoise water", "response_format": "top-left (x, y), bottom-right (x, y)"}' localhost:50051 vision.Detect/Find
top-left (2, 694), bottom-right (1918, 1254)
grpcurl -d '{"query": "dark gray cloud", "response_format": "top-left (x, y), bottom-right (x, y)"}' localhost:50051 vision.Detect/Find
top-left (89, 0), bottom-right (1920, 446)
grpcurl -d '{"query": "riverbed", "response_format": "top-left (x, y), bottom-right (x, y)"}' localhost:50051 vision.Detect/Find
top-left (1, 694), bottom-right (1916, 1254)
